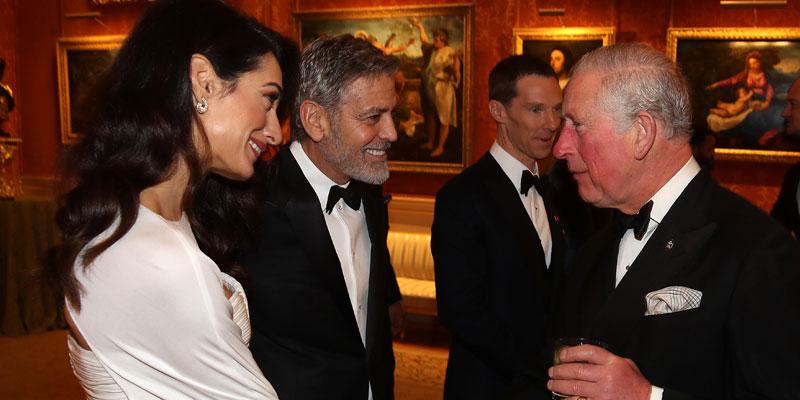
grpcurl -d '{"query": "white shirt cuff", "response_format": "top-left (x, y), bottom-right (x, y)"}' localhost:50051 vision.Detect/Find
top-left (650, 385), bottom-right (664, 400)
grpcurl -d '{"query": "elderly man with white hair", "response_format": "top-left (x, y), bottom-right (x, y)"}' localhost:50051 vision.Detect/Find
top-left (547, 43), bottom-right (800, 400)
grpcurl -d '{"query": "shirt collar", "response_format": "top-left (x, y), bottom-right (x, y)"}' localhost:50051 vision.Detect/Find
top-left (648, 157), bottom-right (701, 224)
top-left (489, 141), bottom-right (539, 192)
top-left (290, 140), bottom-right (350, 210)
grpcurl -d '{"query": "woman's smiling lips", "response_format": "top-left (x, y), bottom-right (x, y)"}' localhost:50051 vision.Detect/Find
top-left (248, 137), bottom-right (267, 157)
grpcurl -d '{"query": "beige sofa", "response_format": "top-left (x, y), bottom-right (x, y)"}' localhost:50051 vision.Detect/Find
top-left (387, 195), bottom-right (437, 316)
top-left (387, 230), bottom-right (436, 315)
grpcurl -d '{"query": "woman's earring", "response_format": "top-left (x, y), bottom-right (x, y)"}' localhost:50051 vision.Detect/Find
top-left (195, 97), bottom-right (208, 114)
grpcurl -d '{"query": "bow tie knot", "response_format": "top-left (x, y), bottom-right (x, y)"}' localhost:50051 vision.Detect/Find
top-left (520, 170), bottom-right (544, 196)
top-left (326, 184), bottom-right (362, 214)
top-left (615, 200), bottom-right (654, 240)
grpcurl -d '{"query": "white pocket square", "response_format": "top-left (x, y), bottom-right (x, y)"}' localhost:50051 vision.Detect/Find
top-left (644, 286), bottom-right (702, 316)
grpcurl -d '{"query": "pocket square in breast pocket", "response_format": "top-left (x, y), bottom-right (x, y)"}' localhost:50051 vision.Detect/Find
top-left (644, 286), bottom-right (702, 316)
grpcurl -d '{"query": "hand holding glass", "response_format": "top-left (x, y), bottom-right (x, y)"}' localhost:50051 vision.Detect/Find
top-left (551, 337), bottom-right (608, 399)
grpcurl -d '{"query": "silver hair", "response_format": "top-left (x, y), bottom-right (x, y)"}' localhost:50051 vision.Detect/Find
top-left (571, 43), bottom-right (692, 140)
top-left (293, 34), bottom-right (399, 141)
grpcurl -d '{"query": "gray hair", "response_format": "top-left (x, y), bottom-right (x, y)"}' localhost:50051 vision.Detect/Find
top-left (293, 34), bottom-right (400, 141)
top-left (571, 43), bottom-right (692, 140)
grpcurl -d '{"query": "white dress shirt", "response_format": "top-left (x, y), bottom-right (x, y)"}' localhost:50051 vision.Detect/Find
top-left (614, 157), bottom-right (701, 400)
top-left (290, 142), bottom-right (373, 398)
top-left (489, 142), bottom-right (552, 267)
top-left (615, 157), bottom-right (701, 286)
top-left (795, 178), bottom-right (800, 216)
top-left (290, 141), bottom-right (371, 345)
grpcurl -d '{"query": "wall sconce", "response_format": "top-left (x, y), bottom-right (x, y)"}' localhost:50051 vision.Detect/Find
top-left (64, 12), bottom-right (102, 19)
top-left (720, 0), bottom-right (787, 7)
top-left (538, 8), bottom-right (566, 16)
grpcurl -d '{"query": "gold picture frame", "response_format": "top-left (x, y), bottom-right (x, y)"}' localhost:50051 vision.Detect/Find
top-left (295, 4), bottom-right (473, 174)
top-left (513, 27), bottom-right (616, 55)
top-left (513, 27), bottom-right (615, 92)
top-left (56, 35), bottom-right (125, 144)
top-left (667, 28), bottom-right (800, 163)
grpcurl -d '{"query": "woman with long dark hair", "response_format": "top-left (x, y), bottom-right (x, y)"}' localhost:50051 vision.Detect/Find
top-left (45, 0), bottom-right (297, 398)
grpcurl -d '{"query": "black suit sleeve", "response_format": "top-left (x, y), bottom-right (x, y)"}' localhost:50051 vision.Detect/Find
top-left (662, 228), bottom-right (800, 399)
top-left (386, 254), bottom-right (402, 305)
top-left (727, 229), bottom-right (800, 398)
top-left (432, 188), bottom-right (522, 378)
top-left (771, 162), bottom-right (800, 237)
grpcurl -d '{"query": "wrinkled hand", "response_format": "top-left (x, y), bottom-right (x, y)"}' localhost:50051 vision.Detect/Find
top-left (547, 345), bottom-right (651, 400)
top-left (389, 301), bottom-right (404, 339)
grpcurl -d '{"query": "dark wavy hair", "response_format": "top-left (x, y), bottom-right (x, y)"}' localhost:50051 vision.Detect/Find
top-left (46, 0), bottom-right (298, 310)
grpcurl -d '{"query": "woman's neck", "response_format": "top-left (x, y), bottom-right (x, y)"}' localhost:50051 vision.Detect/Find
top-left (139, 159), bottom-right (192, 221)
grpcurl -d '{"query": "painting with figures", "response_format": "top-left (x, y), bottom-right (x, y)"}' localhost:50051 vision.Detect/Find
top-left (296, 5), bottom-right (472, 174)
top-left (669, 28), bottom-right (800, 162)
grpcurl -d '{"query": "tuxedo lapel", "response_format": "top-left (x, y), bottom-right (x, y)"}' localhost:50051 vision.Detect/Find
top-left (362, 185), bottom-right (388, 357)
top-left (541, 180), bottom-right (566, 273)
top-left (277, 149), bottom-right (361, 331)
top-left (588, 172), bottom-right (718, 348)
top-left (479, 154), bottom-right (548, 268)
top-left (572, 229), bottom-right (620, 336)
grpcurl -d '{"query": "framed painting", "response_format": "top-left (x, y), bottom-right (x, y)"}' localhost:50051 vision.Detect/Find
top-left (57, 35), bottom-right (125, 144)
top-left (295, 4), bottom-right (472, 174)
top-left (668, 28), bottom-right (800, 163)
top-left (513, 27), bottom-right (615, 90)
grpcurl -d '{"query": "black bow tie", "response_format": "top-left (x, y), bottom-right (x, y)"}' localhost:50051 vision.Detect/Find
top-left (614, 200), bottom-right (654, 240)
top-left (520, 170), bottom-right (544, 196)
top-left (326, 184), bottom-right (362, 214)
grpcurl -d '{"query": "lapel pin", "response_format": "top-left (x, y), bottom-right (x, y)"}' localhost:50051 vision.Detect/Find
top-left (665, 239), bottom-right (675, 250)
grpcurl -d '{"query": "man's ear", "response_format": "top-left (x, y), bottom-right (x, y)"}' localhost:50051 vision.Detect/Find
top-left (489, 99), bottom-right (507, 124)
top-left (299, 100), bottom-right (330, 143)
top-left (632, 111), bottom-right (657, 160)
top-left (189, 54), bottom-right (222, 102)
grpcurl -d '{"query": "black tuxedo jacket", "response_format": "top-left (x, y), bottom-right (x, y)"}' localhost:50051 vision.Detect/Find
top-left (241, 147), bottom-right (400, 400)
top-left (555, 170), bottom-right (800, 399)
top-left (432, 152), bottom-right (578, 399)
top-left (771, 162), bottom-right (800, 237)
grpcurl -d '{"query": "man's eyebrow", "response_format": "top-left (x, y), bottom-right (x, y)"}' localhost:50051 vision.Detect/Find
top-left (524, 101), bottom-right (546, 107)
top-left (358, 106), bottom-right (391, 117)
top-left (522, 101), bottom-right (563, 108)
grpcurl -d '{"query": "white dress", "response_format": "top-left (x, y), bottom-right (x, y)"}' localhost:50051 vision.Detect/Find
top-left (424, 45), bottom-right (458, 127)
top-left (65, 206), bottom-right (276, 399)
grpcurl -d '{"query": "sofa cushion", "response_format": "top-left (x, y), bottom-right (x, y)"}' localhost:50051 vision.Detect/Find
top-left (387, 230), bottom-right (435, 281)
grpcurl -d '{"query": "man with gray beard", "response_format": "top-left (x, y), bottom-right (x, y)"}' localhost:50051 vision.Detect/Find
top-left (241, 35), bottom-right (402, 400)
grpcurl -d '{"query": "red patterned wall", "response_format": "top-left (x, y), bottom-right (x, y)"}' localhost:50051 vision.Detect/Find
top-left (0, 0), bottom-right (20, 139)
top-left (9, 0), bottom-right (797, 212)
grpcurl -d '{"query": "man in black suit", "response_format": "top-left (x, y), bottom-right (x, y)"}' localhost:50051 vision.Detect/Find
top-left (772, 78), bottom-right (800, 237)
top-left (432, 55), bottom-right (571, 399)
top-left (773, 162), bottom-right (800, 237)
top-left (548, 43), bottom-right (800, 399)
top-left (241, 35), bottom-right (402, 400)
